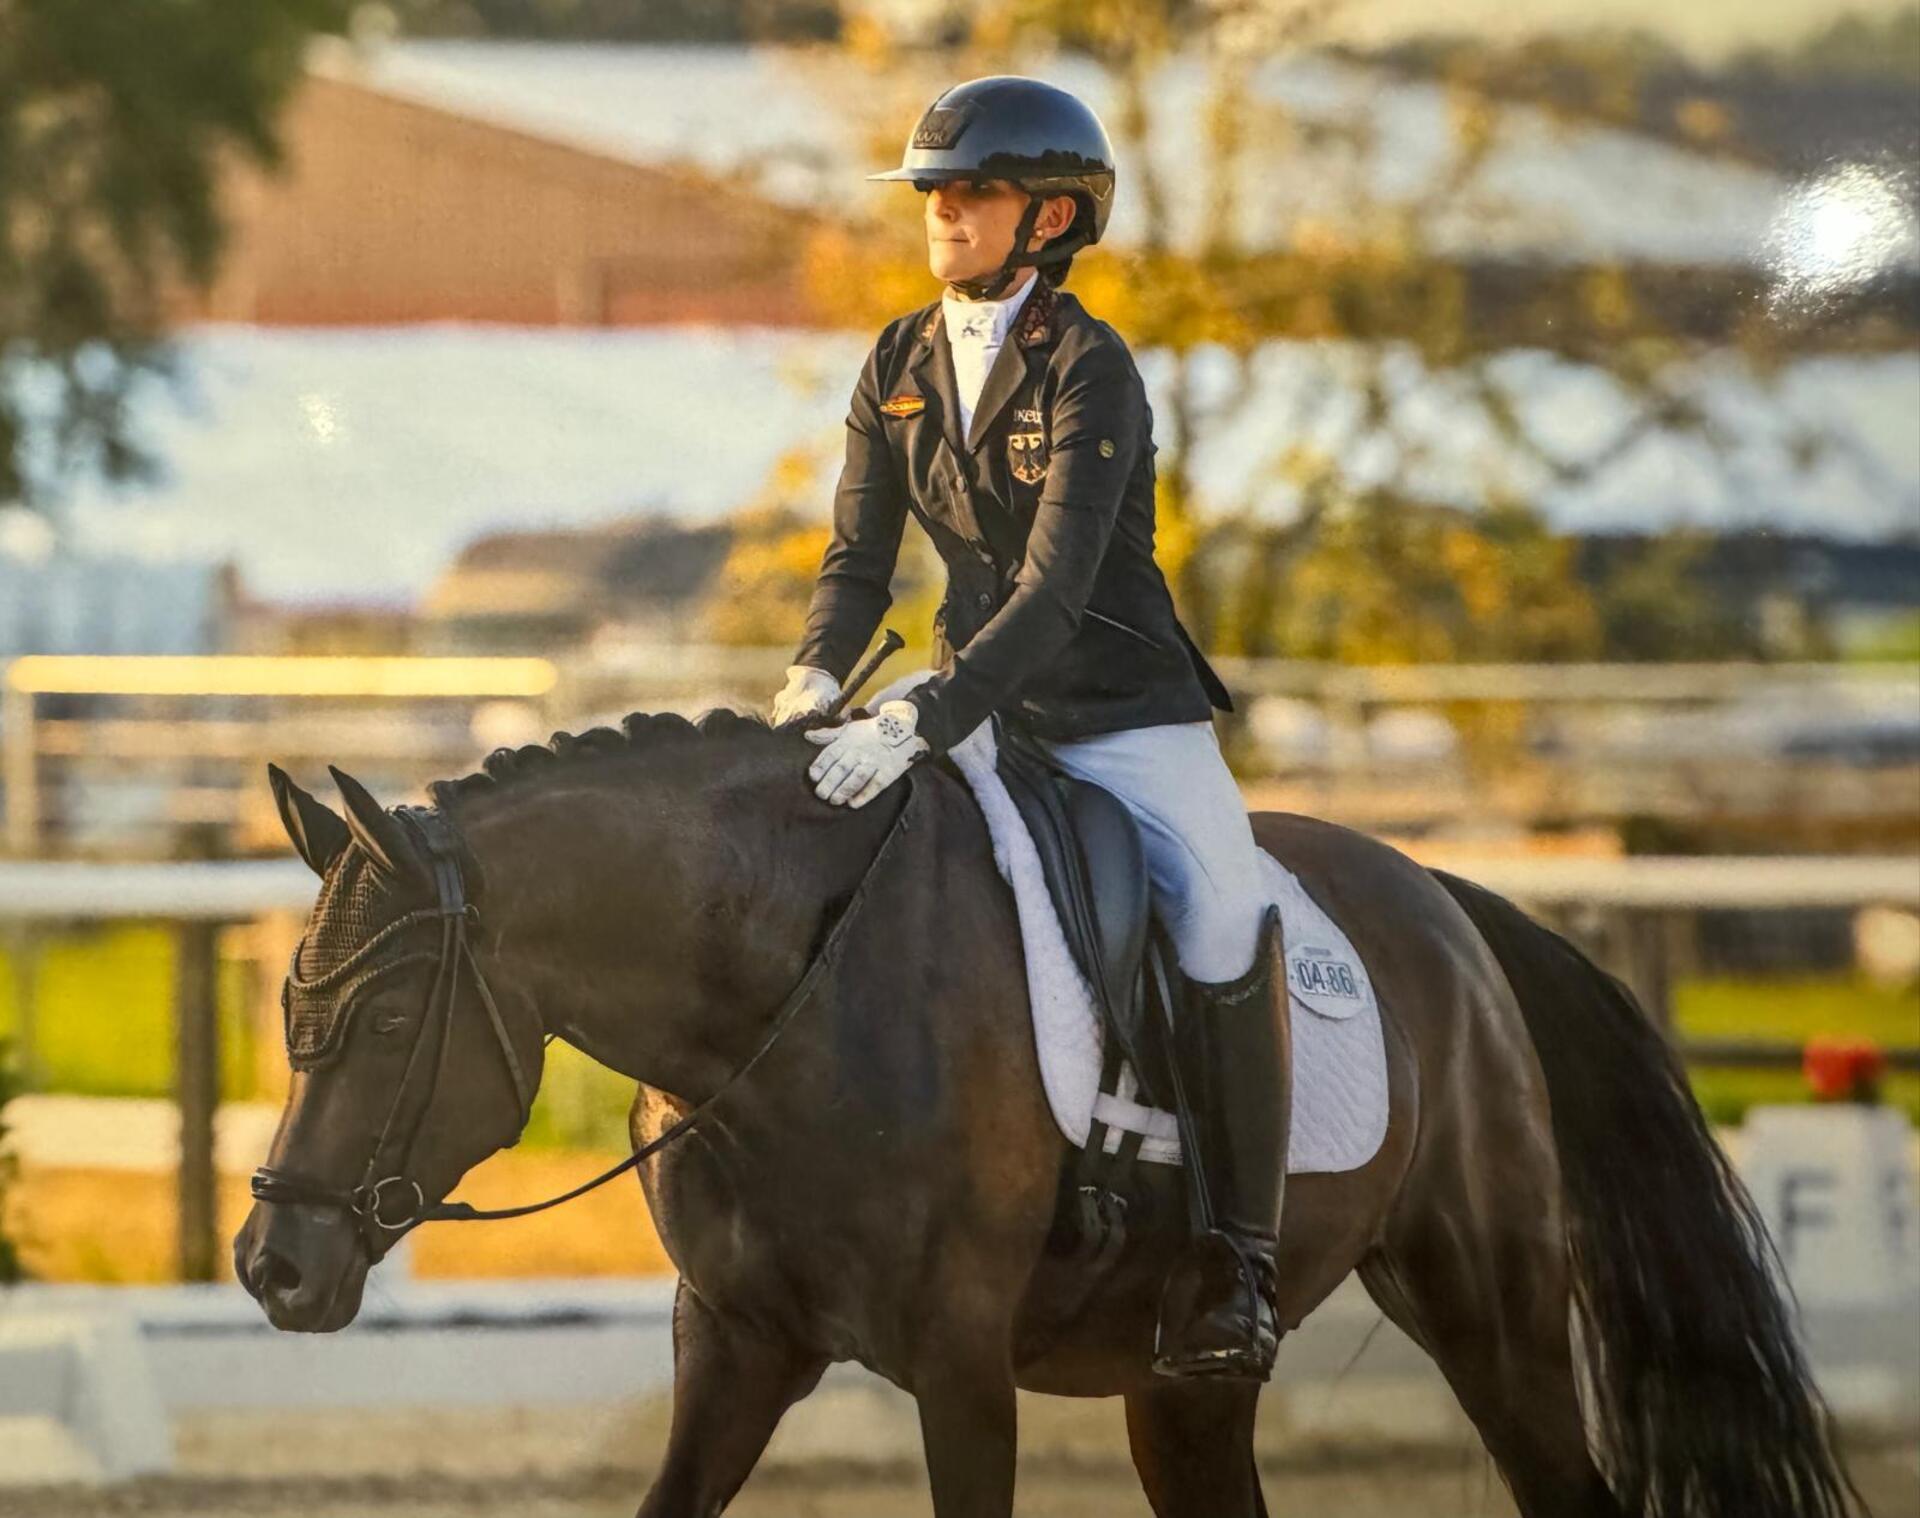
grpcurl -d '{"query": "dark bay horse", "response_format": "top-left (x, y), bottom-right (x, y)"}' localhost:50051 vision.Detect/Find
top-left (234, 710), bottom-right (1854, 1518)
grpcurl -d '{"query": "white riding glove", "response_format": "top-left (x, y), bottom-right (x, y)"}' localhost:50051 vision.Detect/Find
top-left (771, 665), bottom-right (842, 726)
top-left (804, 699), bottom-right (930, 809)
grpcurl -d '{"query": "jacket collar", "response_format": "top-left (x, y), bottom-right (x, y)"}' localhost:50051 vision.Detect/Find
top-left (905, 281), bottom-right (1065, 457)
top-left (965, 279), bottom-right (1060, 452)
top-left (908, 313), bottom-right (967, 457)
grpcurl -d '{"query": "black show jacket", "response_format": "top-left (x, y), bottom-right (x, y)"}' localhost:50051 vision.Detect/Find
top-left (793, 279), bottom-right (1232, 758)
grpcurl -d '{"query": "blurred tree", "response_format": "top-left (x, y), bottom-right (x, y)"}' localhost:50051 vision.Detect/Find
top-left (697, 399), bottom-right (947, 657)
top-left (1223, 493), bottom-right (1601, 664)
top-left (1377, 9), bottom-right (1920, 94)
top-left (0, 0), bottom-right (351, 514)
top-left (1373, 17), bottom-right (1920, 177)
top-left (1743, 4), bottom-right (1920, 83)
top-left (1581, 530), bottom-right (1760, 661)
top-left (699, 445), bottom-right (835, 646)
top-left (700, 503), bottom-right (835, 647)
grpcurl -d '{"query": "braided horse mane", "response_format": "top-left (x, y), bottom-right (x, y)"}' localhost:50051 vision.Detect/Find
top-left (426, 708), bottom-right (784, 813)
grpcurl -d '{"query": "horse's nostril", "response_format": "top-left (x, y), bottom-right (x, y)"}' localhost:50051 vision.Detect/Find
top-left (257, 1248), bottom-right (304, 1299)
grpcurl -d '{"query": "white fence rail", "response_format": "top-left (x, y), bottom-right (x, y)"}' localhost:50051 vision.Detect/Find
top-left (0, 853), bottom-right (1914, 925)
top-left (0, 859), bottom-right (314, 919)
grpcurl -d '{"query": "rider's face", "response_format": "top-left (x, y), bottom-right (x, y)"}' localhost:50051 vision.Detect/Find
top-left (923, 180), bottom-right (1075, 291)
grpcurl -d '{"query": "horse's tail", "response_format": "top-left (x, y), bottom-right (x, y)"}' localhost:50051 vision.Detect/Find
top-left (1430, 868), bottom-right (1856, 1518)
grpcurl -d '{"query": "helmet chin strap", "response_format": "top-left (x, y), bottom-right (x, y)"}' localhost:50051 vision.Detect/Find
top-left (949, 193), bottom-right (1060, 302)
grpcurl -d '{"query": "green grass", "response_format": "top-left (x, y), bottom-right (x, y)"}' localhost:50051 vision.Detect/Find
top-left (1673, 974), bottom-right (1920, 1124)
top-left (1672, 974), bottom-right (1920, 1044)
top-left (0, 925), bottom-right (256, 1101)
top-left (1843, 609), bottom-right (1920, 663)
top-left (517, 1040), bottom-right (638, 1152)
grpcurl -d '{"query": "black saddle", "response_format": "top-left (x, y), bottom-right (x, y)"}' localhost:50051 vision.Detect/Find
top-left (991, 718), bottom-right (1174, 1110)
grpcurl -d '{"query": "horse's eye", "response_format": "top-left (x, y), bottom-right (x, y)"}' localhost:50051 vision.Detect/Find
top-left (370, 1010), bottom-right (408, 1036)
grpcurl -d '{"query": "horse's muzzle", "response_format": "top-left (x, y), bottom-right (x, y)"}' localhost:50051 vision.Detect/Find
top-left (234, 1201), bottom-right (370, 1333)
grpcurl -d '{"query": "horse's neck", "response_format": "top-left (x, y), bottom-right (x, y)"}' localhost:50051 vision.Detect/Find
top-left (463, 751), bottom-right (906, 1103)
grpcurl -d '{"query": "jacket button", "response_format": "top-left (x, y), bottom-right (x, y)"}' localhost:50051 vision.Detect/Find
top-left (976, 591), bottom-right (994, 611)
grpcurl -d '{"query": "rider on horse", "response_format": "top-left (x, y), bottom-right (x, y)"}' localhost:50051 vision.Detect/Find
top-left (770, 76), bottom-right (1289, 1381)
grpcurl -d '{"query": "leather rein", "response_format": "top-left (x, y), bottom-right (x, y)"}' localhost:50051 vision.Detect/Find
top-left (252, 782), bottom-right (919, 1254)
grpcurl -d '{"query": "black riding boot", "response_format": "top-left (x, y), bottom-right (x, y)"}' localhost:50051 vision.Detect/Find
top-left (1153, 904), bottom-right (1290, 1379)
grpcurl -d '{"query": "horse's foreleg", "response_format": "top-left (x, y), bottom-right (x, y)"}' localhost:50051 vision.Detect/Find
top-left (634, 1281), bottom-right (826, 1518)
top-left (1124, 1383), bottom-right (1265, 1518)
top-left (913, 1323), bottom-right (1019, 1518)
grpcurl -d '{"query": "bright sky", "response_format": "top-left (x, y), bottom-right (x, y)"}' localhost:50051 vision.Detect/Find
top-left (1323, 0), bottom-right (1912, 59)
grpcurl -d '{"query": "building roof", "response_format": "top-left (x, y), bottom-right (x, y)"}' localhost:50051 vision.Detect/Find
top-left (422, 519), bottom-right (733, 622)
top-left (310, 38), bottom-right (1914, 273)
top-left (33, 323), bottom-right (1919, 606)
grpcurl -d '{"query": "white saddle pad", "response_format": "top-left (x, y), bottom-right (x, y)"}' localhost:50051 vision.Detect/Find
top-left (873, 672), bottom-right (1391, 1174)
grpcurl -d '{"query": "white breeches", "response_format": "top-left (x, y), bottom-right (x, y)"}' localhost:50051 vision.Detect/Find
top-left (1037, 719), bottom-right (1266, 983)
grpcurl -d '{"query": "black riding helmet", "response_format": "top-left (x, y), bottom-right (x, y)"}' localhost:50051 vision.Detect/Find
top-left (871, 75), bottom-right (1116, 300)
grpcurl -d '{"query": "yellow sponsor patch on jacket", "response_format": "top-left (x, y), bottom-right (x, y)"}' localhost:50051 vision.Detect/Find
top-left (880, 394), bottom-right (926, 418)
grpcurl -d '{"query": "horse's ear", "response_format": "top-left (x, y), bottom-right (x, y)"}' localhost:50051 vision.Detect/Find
top-left (268, 764), bottom-right (349, 878)
top-left (327, 765), bottom-right (422, 880)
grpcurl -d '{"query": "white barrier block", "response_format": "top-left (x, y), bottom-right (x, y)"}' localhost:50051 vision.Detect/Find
top-left (0, 1416), bottom-right (99, 1484)
top-left (0, 1308), bottom-right (173, 1484)
top-left (1741, 1104), bottom-right (1920, 1310)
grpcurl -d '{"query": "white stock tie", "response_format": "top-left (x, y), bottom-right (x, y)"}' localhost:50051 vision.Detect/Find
top-left (943, 274), bottom-right (1037, 436)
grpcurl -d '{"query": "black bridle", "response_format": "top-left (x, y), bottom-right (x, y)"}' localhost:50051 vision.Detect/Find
top-left (252, 780), bottom-right (920, 1254)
